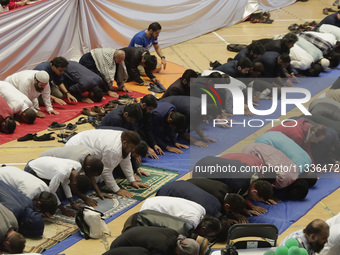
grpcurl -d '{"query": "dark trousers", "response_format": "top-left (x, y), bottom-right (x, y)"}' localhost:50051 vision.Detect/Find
top-left (79, 52), bottom-right (110, 92)
top-left (24, 163), bottom-right (67, 201)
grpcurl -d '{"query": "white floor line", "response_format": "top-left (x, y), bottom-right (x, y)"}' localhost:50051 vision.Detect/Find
top-left (212, 31), bottom-right (230, 45)
top-left (269, 19), bottom-right (322, 22)
top-left (211, 34), bottom-right (281, 37)
top-left (2, 162), bottom-right (27, 165)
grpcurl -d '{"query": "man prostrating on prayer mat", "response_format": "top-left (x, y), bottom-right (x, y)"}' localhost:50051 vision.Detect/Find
top-left (66, 129), bottom-right (149, 198)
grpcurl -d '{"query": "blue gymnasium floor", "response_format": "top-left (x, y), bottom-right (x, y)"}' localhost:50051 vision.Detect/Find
top-left (45, 71), bottom-right (340, 254)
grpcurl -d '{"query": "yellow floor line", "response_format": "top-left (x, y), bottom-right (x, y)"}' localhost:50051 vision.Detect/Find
top-left (319, 201), bottom-right (335, 217)
top-left (169, 45), bottom-right (191, 69)
top-left (189, 41), bottom-right (212, 63)
top-left (174, 45), bottom-right (203, 72)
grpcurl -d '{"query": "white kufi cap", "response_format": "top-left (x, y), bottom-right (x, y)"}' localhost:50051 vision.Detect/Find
top-left (35, 71), bottom-right (50, 83)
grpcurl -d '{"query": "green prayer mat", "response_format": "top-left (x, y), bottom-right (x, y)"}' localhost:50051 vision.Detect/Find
top-left (103, 165), bottom-right (180, 201)
top-left (54, 166), bottom-right (179, 226)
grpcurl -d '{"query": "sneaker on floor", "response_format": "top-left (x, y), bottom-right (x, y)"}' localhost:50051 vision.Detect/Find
top-left (333, 0), bottom-right (339, 6)
top-left (48, 121), bottom-right (66, 131)
top-left (65, 123), bottom-right (78, 133)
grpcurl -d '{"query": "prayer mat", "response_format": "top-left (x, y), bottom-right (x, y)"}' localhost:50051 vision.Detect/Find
top-left (53, 193), bottom-right (138, 224)
top-left (0, 89), bottom-right (146, 145)
top-left (24, 218), bottom-right (79, 254)
top-left (0, 61), bottom-right (185, 145)
top-left (113, 166), bottom-right (180, 201)
top-left (249, 172), bottom-right (340, 234)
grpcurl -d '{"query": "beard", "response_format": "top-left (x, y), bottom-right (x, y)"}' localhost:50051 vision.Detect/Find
top-left (309, 241), bottom-right (325, 253)
top-left (122, 147), bottom-right (129, 159)
top-left (34, 82), bottom-right (44, 93)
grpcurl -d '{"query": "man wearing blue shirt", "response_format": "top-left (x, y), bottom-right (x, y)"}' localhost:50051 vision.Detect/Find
top-left (34, 57), bottom-right (77, 105)
top-left (129, 22), bottom-right (166, 82)
top-left (314, 11), bottom-right (340, 31)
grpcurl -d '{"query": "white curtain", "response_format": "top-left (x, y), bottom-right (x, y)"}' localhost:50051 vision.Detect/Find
top-left (258, 0), bottom-right (296, 12)
top-left (0, 0), bottom-right (295, 80)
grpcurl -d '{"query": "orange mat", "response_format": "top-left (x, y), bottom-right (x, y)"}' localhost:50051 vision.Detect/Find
top-left (124, 61), bottom-right (186, 94)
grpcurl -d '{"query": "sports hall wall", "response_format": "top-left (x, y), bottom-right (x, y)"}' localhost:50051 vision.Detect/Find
top-left (0, 0), bottom-right (295, 80)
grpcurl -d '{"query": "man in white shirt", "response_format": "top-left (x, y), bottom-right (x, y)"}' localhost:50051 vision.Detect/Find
top-left (0, 166), bottom-right (57, 217)
top-left (0, 81), bottom-right (37, 124)
top-left (0, 0), bottom-right (9, 13)
top-left (24, 157), bottom-right (86, 217)
top-left (140, 196), bottom-right (206, 229)
top-left (289, 44), bottom-right (315, 72)
top-left (66, 129), bottom-right (149, 198)
top-left (318, 212), bottom-right (340, 255)
top-left (5, 70), bottom-right (59, 118)
top-left (40, 145), bottom-right (104, 207)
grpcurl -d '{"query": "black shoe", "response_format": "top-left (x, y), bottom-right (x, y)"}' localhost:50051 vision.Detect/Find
top-left (65, 123), bottom-right (78, 133)
top-left (17, 133), bottom-right (37, 142)
top-left (58, 132), bottom-right (78, 143)
top-left (88, 116), bottom-right (101, 128)
top-left (148, 83), bottom-right (163, 93)
top-left (119, 94), bottom-right (135, 99)
top-left (153, 81), bottom-right (166, 92)
top-left (33, 132), bottom-right (55, 141)
top-left (48, 121), bottom-right (66, 131)
top-left (76, 117), bottom-right (89, 125)
top-left (210, 60), bottom-right (222, 69)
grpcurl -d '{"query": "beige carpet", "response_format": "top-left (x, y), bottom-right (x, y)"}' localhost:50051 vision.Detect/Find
top-left (24, 218), bottom-right (79, 254)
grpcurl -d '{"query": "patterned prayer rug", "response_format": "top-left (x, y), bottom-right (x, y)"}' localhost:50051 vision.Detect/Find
top-left (114, 165), bottom-right (180, 200)
top-left (52, 166), bottom-right (179, 224)
top-left (24, 166), bottom-right (179, 253)
top-left (24, 218), bottom-right (79, 254)
top-left (53, 194), bottom-right (138, 224)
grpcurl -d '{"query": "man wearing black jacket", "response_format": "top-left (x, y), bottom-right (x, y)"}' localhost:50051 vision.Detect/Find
top-left (121, 47), bottom-right (158, 86)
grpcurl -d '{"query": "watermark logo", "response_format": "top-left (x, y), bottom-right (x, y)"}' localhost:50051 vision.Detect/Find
top-left (201, 84), bottom-right (311, 116)
top-left (197, 82), bottom-right (223, 111)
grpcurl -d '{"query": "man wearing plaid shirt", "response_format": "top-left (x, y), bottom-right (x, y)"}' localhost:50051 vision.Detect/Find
top-left (299, 32), bottom-right (334, 55)
top-left (280, 219), bottom-right (329, 255)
